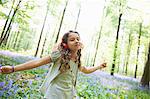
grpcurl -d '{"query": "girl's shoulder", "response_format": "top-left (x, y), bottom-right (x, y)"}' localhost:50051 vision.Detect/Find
top-left (50, 49), bottom-right (61, 62)
top-left (52, 43), bottom-right (60, 52)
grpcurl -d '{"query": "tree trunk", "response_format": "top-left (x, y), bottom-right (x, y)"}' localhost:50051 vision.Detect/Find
top-left (0, 0), bottom-right (22, 46)
top-left (134, 23), bottom-right (142, 78)
top-left (40, 33), bottom-right (47, 57)
top-left (55, 0), bottom-right (69, 43)
top-left (110, 13), bottom-right (122, 75)
top-left (4, 26), bottom-right (12, 46)
top-left (34, 3), bottom-right (49, 57)
top-left (0, 0), bottom-right (15, 40)
top-left (117, 35), bottom-right (124, 73)
top-left (141, 42), bottom-right (150, 88)
top-left (92, 1), bottom-right (106, 66)
top-left (74, 5), bottom-right (81, 30)
top-left (13, 31), bottom-right (20, 49)
top-left (25, 42), bottom-right (30, 51)
top-left (6, 31), bottom-right (15, 48)
top-left (125, 32), bottom-right (132, 75)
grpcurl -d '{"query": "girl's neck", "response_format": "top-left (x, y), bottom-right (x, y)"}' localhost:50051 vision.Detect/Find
top-left (70, 51), bottom-right (78, 59)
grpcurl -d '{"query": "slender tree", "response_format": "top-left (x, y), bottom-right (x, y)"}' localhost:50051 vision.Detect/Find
top-left (111, 12), bottom-right (122, 75)
top-left (34, 2), bottom-right (49, 57)
top-left (134, 23), bottom-right (142, 78)
top-left (125, 32), bottom-right (132, 75)
top-left (92, 0), bottom-right (106, 66)
top-left (13, 31), bottom-right (20, 49)
top-left (0, 0), bottom-right (22, 46)
top-left (55, 0), bottom-right (69, 43)
top-left (141, 42), bottom-right (150, 88)
top-left (74, 4), bottom-right (81, 30)
top-left (0, 0), bottom-right (15, 40)
top-left (40, 33), bottom-right (48, 57)
top-left (4, 25), bottom-right (12, 46)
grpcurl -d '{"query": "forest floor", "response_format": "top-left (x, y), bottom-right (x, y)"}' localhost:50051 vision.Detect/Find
top-left (0, 50), bottom-right (150, 93)
top-left (82, 71), bottom-right (147, 91)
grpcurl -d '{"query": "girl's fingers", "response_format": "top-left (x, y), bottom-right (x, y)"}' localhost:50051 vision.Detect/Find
top-left (79, 42), bottom-right (84, 49)
top-left (0, 66), bottom-right (12, 74)
top-left (102, 63), bottom-right (107, 67)
top-left (0, 64), bottom-right (2, 73)
top-left (0, 67), bottom-right (2, 73)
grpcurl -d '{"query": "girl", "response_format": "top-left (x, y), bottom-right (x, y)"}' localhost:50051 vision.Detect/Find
top-left (0, 30), bottom-right (106, 99)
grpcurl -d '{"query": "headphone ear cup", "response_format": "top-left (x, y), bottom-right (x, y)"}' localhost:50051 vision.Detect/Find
top-left (62, 43), bottom-right (68, 49)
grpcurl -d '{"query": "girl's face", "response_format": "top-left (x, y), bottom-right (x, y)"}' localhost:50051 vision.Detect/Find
top-left (67, 33), bottom-right (82, 52)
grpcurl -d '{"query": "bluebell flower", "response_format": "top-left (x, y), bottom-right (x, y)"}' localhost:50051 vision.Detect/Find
top-left (0, 90), bottom-right (4, 97)
top-left (12, 85), bottom-right (18, 94)
top-left (7, 80), bottom-right (13, 88)
top-left (0, 82), bottom-right (5, 87)
top-left (28, 80), bottom-right (32, 85)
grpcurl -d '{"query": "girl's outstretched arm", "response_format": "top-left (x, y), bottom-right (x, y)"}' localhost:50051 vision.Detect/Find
top-left (0, 56), bottom-right (51, 74)
top-left (79, 63), bottom-right (107, 74)
top-left (14, 56), bottom-right (51, 72)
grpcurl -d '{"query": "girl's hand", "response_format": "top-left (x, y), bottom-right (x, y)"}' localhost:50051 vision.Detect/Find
top-left (99, 63), bottom-right (107, 69)
top-left (0, 66), bottom-right (14, 74)
top-left (79, 42), bottom-right (84, 49)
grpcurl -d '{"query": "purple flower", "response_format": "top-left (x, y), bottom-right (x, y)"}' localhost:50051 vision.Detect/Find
top-left (0, 90), bottom-right (4, 96)
top-left (6, 80), bottom-right (13, 89)
top-left (0, 82), bottom-right (5, 87)
top-left (13, 85), bottom-right (18, 94)
top-left (29, 80), bottom-right (32, 85)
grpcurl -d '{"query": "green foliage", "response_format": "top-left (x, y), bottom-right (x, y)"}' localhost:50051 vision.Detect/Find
top-left (0, 55), bottom-right (18, 65)
top-left (0, 11), bottom-right (7, 18)
top-left (0, 0), bottom-right (8, 5)
top-left (0, 69), bottom-right (45, 98)
top-left (0, 54), bottom-right (47, 98)
top-left (23, 0), bottom-right (35, 10)
top-left (77, 73), bottom-right (150, 99)
top-left (0, 1), bottom-right (150, 98)
top-left (126, 90), bottom-right (150, 99)
top-left (0, 54), bottom-right (150, 98)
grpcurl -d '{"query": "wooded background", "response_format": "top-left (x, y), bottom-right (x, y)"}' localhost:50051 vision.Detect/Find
top-left (0, 0), bottom-right (150, 85)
